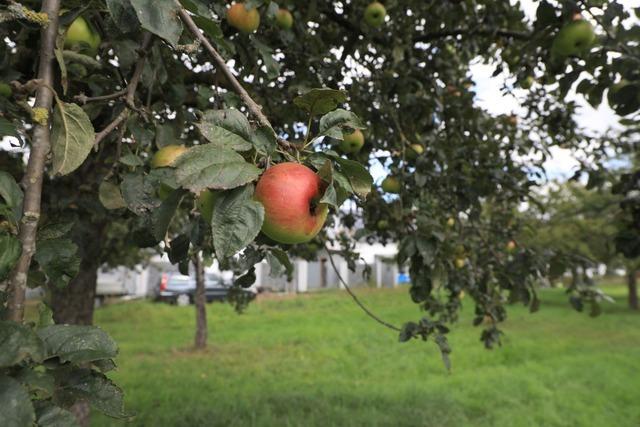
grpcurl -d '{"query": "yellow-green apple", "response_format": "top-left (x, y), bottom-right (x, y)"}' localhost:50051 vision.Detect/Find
top-left (197, 190), bottom-right (218, 224)
top-left (151, 145), bottom-right (188, 168)
top-left (454, 257), bottom-right (466, 269)
top-left (446, 217), bottom-right (455, 228)
top-left (551, 19), bottom-right (595, 57)
top-left (227, 3), bottom-right (260, 33)
top-left (254, 162), bottom-right (328, 244)
top-left (506, 240), bottom-right (517, 252)
top-left (364, 2), bottom-right (386, 27)
top-left (406, 143), bottom-right (424, 160)
top-left (376, 219), bottom-right (389, 230)
top-left (381, 176), bottom-right (401, 193)
top-left (64, 16), bottom-right (101, 55)
top-left (339, 129), bottom-right (365, 153)
top-left (0, 82), bottom-right (11, 98)
top-left (520, 76), bottom-right (535, 89)
top-left (275, 8), bottom-right (293, 29)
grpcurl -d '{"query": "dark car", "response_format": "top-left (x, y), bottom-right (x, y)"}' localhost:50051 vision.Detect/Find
top-left (157, 272), bottom-right (252, 305)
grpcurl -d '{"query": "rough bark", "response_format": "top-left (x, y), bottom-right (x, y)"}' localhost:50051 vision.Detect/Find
top-left (7, 0), bottom-right (61, 322)
top-left (628, 269), bottom-right (638, 311)
top-left (193, 254), bottom-right (207, 349)
top-left (51, 261), bottom-right (99, 326)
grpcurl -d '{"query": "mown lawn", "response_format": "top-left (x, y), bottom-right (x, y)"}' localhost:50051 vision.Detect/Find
top-left (92, 282), bottom-right (640, 427)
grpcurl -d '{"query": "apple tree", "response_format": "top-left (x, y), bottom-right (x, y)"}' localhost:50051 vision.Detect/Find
top-left (1, 0), bottom-right (638, 425)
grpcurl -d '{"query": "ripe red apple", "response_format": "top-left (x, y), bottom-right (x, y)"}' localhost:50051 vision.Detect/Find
top-left (227, 3), bottom-right (260, 33)
top-left (364, 2), bottom-right (386, 28)
top-left (381, 176), bottom-right (401, 193)
top-left (275, 8), bottom-right (293, 30)
top-left (254, 163), bottom-right (329, 244)
top-left (151, 145), bottom-right (188, 168)
top-left (339, 129), bottom-right (365, 153)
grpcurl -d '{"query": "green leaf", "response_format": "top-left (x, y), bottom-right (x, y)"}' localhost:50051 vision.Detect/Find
top-left (168, 234), bottom-right (190, 264)
top-left (14, 368), bottom-right (54, 399)
top-left (253, 39), bottom-right (281, 80)
top-left (130, 0), bottom-right (183, 47)
top-left (36, 222), bottom-right (74, 241)
top-left (250, 125), bottom-right (277, 156)
top-left (212, 185), bottom-right (264, 259)
top-left (36, 403), bottom-right (79, 427)
top-left (37, 324), bottom-right (118, 364)
top-left (330, 155), bottom-right (373, 198)
top-left (57, 370), bottom-right (128, 418)
top-left (120, 173), bottom-right (161, 216)
top-left (293, 88), bottom-right (348, 116)
top-left (197, 109), bottom-right (253, 151)
top-left (0, 375), bottom-right (35, 427)
top-left (0, 116), bottom-right (19, 139)
top-left (106, 0), bottom-right (139, 33)
top-left (0, 321), bottom-right (44, 368)
top-left (192, 15), bottom-right (223, 40)
top-left (118, 153), bottom-right (144, 167)
top-left (266, 248), bottom-right (293, 280)
top-left (318, 108), bottom-right (366, 139)
top-left (99, 181), bottom-right (127, 210)
top-left (174, 144), bottom-right (262, 193)
top-left (151, 189), bottom-right (184, 242)
top-left (0, 171), bottom-right (23, 223)
top-left (50, 101), bottom-right (96, 176)
top-left (0, 234), bottom-right (21, 282)
top-left (33, 238), bottom-right (80, 288)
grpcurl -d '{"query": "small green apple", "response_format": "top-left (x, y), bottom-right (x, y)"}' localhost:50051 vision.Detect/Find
top-left (376, 219), bottom-right (389, 230)
top-left (227, 2), bottom-right (260, 33)
top-left (0, 82), bottom-right (12, 98)
top-left (446, 217), bottom-right (455, 228)
top-left (381, 176), bottom-right (401, 194)
top-left (151, 145), bottom-right (188, 168)
top-left (275, 8), bottom-right (293, 30)
top-left (551, 19), bottom-right (596, 57)
top-left (454, 257), bottom-right (466, 269)
top-left (197, 190), bottom-right (218, 224)
top-left (520, 76), bottom-right (535, 89)
top-left (339, 129), bottom-right (365, 154)
top-left (406, 143), bottom-right (424, 160)
top-left (506, 240), bottom-right (516, 252)
top-left (64, 16), bottom-right (101, 55)
top-left (364, 2), bottom-right (386, 28)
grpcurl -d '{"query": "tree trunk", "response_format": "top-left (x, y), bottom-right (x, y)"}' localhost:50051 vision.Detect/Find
top-left (193, 254), bottom-right (207, 349)
top-left (628, 269), bottom-right (638, 311)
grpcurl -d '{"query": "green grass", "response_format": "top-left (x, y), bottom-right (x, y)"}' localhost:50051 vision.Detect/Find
top-left (92, 282), bottom-right (640, 427)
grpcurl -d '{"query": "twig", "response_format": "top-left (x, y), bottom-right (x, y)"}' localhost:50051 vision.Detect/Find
top-left (325, 245), bottom-right (401, 332)
top-left (7, 0), bottom-right (61, 322)
top-left (93, 32), bottom-right (152, 146)
top-left (74, 89), bottom-right (127, 105)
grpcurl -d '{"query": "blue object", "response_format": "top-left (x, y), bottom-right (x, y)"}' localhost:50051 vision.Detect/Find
top-left (397, 273), bottom-right (410, 284)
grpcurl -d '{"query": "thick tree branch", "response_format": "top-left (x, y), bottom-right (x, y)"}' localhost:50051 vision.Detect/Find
top-left (93, 32), bottom-right (152, 146)
top-left (7, 0), bottom-right (61, 322)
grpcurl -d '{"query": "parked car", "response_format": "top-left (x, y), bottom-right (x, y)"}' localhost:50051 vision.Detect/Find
top-left (156, 272), bottom-right (254, 306)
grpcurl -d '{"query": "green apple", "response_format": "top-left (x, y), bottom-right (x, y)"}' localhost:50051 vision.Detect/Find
top-left (446, 217), bottom-right (455, 228)
top-left (197, 190), bottom-right (218, 224)
top-left (520, 76), bottom-right (535, 89)
top-left (64, 16), bottom-right (101, 55)
top-left (551, 19), bottom-right (596, 57)
top-left (406, 143), bottom-right (424, 160)
top-left (454, 257), bottom-right (466, 269)
top-left (376, 219), bottom-right (389, 230)
top-left (227, 2), bottom-right (260, 33)
top-left (339, 129), bottom-right (365, 153)
top-left (364, 2), bottom-right (386, 28)
top-left (151, 145), bottom-right (188, 168)
top-left (254, 162), bottom-right (328, 244)
top-left (275, 8), bottom-right (293, 30)
top-left (0, 82), bottom-right (12, 98)
top-left (381, 176), bottom-right (401, 194)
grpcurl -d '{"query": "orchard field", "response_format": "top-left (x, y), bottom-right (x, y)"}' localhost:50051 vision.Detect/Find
top-left (80, 282), bottom-right (640, 427)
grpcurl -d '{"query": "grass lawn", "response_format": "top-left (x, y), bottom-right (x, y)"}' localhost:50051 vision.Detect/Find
top-left (91, 282), bottom-right (640, 427)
